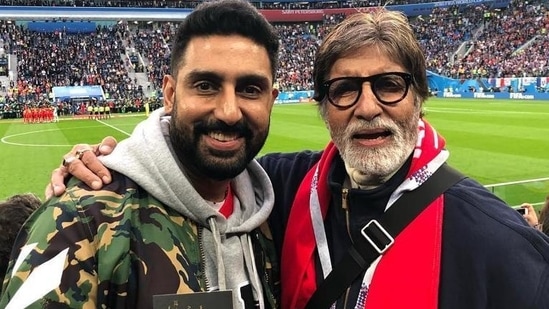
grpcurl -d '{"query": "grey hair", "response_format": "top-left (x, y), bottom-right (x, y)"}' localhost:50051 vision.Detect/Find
top-left (313, 8), bottom-right (429, 117)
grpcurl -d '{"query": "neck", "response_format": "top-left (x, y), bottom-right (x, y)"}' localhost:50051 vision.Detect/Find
top-left (198, 179), bottom-right (230, 203)
top-left (184, 170), bottom-right (231, 203)
top-left (343, 153), bottom-right (414, 190)
top-left (344, 164), bottom-right (400, 189)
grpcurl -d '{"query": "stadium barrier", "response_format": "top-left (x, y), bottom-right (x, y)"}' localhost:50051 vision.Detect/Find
top-left (276, 90), bottom-right (314, 104)
top-left (438, 92), bottom-right (549, 100)
top-left (27, 21), bottom-right (96, 33)
top-left (485, 177), bottom-right (549, 207)
top-left (274, 90), bottom-right (549, 103)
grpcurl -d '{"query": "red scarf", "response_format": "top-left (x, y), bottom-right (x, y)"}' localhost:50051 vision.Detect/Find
top-left (281, 119), bottom-right (447, 309)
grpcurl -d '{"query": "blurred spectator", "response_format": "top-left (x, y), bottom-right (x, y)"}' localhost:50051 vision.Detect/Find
top-left (0, 193), bottom-right (41, 281)
top-left (538, 195), bottom-right (549, 236)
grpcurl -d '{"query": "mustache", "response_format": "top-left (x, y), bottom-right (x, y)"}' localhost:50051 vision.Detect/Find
top-left (194, 120), bottom-right (253, 138)
top-left (345, 118), bottom-right (399, 134)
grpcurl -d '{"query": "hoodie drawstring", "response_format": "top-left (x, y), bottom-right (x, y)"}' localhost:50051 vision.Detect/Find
top-left (241, 234), bottom-right (264, 309)
top-left (208, 217), bottom-right (227, 291)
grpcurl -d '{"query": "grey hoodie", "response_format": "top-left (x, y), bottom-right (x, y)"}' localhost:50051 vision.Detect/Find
top-left (100, 108), bottom-right (275, 309)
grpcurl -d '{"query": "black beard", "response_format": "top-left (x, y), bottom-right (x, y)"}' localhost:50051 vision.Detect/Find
top-left (169, 104), bottom-right (268, 181)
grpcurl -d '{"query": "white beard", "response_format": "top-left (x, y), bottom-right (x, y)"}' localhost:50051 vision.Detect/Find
top-left (329, 113), bottom-right (419, 187)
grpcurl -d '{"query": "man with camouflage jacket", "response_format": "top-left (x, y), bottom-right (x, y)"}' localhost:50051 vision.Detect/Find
top-left (0, 1), bottom-right (280, 308)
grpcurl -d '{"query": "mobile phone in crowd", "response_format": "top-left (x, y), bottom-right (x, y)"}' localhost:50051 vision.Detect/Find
top-left (513, 206), bottom-right (528, 216)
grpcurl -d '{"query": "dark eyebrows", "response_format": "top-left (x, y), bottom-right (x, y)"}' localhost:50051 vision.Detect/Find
top-left (185, 70), bottom-right (223, 85)
top-left (184, 70), bottom-right (271, 88)
top-left (237, 74), bottom-right (271, 89)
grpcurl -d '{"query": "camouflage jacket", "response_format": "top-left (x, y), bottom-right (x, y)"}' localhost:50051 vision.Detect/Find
top-left (0, 175), bottom-right (280, 309)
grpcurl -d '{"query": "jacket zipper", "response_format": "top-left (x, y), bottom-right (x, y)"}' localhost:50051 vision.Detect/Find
top-left (341, 187), bottom-right (353, 307)
top-left (254, 231), bottom-right (277, 308)
top-left (198, 226), bottom-right (210, 291)
top-left (341, 188), bottom-right (352, 239)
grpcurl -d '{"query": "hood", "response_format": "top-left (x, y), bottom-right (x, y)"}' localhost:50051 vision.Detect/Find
top-left (99, 108), bottom-right (275, 234)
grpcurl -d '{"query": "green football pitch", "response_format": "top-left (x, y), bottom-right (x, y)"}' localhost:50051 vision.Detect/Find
top-left (1, 98), bottom-right (549, 208)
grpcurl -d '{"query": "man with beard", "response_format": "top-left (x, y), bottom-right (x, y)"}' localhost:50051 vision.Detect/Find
top-left (0, 1), bottom-right (280, 309)
top-left (49, 8), bottom-right (549, 309)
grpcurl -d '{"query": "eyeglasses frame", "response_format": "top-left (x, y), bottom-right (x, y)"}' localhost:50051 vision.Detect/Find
top-left (320, 72), bottom-right (414, 109)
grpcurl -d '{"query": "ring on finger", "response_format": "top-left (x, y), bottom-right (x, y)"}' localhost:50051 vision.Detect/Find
top-left (62, 155), bottom-right (77, 167)
top-left (76, 148), bottom-right (92, 160)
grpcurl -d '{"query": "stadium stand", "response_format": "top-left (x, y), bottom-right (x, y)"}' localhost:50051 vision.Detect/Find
top-left (445, 0), bottom-right (548, 79)
top-left (0, 0), bottom-right (548, 119)
top-left (0, 0), bottom-right (444, 9)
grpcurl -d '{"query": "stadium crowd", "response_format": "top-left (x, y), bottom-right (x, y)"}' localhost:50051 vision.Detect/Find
top-left (445, 0), bottom-right (549, 79)
top-left (0, 0), bottom-right (548, 119)
top-left (0, 0), bottom-right (444, 9)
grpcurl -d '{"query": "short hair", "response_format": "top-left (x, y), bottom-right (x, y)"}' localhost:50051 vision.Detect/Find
top-left (0, 193), bottom-right (41, 280)
top-left (170, 0), bottom-right (280, 80)
top-left (539, 195), bottom-right (549, 236)
top-left (313, 9), bottom-right (429, 109)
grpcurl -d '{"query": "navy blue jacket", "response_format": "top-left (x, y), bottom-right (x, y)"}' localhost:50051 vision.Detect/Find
top-left (258, 150), bottom-right (549, 309)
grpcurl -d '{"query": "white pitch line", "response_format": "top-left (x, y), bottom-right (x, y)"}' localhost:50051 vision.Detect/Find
top-left (424, 107), bottom-right (549, 116)
top-left (96, 119), bottom-right (131, 136)
top-left (485, 176), bottom-right (549, 188)
top-left (1, 126), bottom-right (103, 147)
top-left (1, 122), bottom-right (130, 147)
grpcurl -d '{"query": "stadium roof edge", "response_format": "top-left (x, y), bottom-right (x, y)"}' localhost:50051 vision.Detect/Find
top-left (0, 6), bottom-right (192, 21)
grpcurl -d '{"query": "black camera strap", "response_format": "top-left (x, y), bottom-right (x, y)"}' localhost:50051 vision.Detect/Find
top-left (304, 164), bottom-right (465, 309)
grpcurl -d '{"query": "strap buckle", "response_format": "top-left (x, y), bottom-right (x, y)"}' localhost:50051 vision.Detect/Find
top-left (361, 220), bottom-right (394, 254)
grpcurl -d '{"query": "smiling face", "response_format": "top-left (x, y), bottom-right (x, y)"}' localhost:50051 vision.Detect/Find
top-left (323, 45), bottom-right (420, 184)
top-left (163, 34), bottom-right (278, 180)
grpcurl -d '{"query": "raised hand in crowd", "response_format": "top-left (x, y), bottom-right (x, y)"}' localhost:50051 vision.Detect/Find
top-left (517, 202), bottom-right (542, 231)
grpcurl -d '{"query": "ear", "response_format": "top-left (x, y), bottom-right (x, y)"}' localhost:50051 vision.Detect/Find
top-left (269, 88), bottom-right (279, 109)
top-left (162, 75), bottom-right (176, 114)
